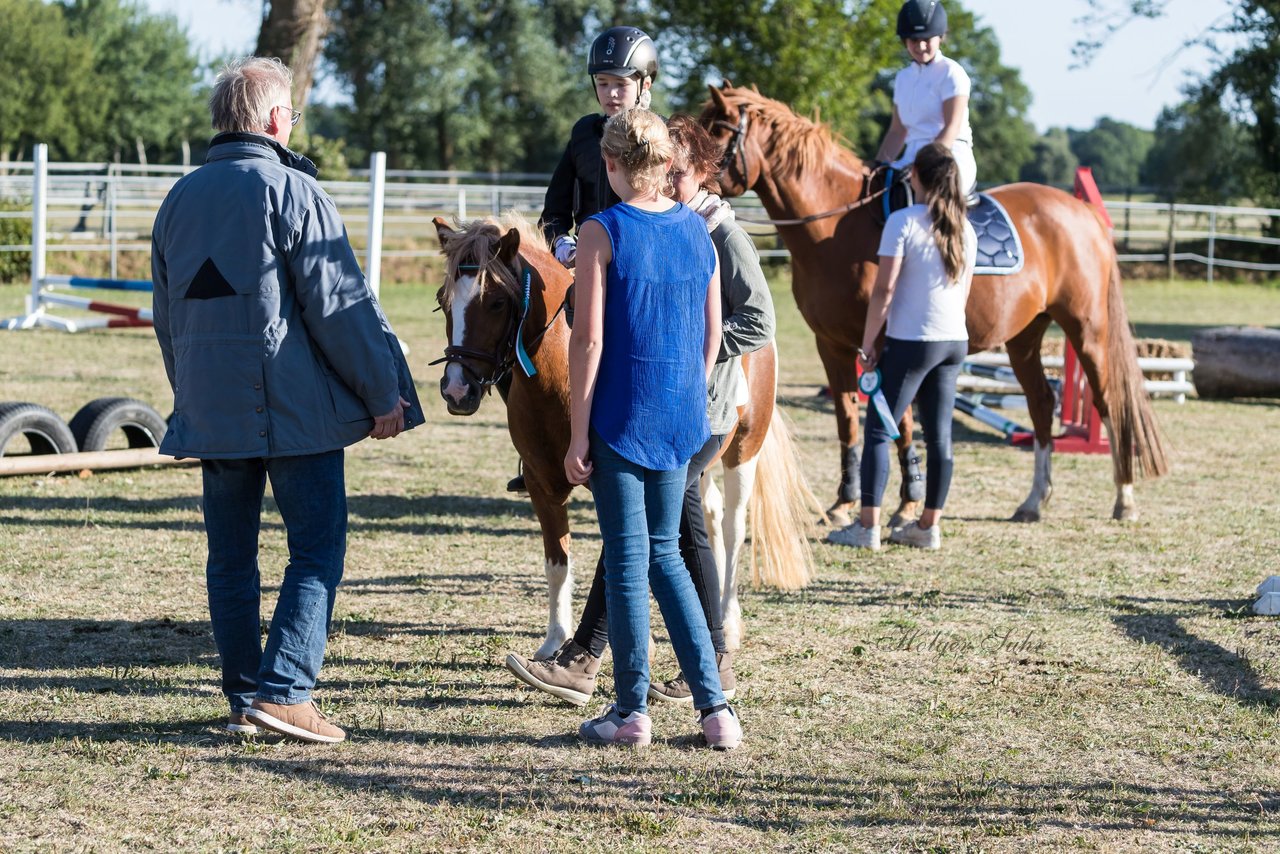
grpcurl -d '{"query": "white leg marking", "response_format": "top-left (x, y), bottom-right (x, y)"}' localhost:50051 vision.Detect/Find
top-left (720, 456), bottom-right (758, 652)
top-left (537, 558), bottom-right (572, 660)
top-left (1015, 440), bottom-right (1053, 520)
top-left (443, 273), bottom-right (477, 404)
top-left (702, 472), bottom-right (726, 601)
top-left (1102, 416), bottom-right (1138, 519)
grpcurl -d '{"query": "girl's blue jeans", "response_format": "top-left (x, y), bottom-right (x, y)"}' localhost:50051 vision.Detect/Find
top-left (588, 430), bottom-right (725, 714)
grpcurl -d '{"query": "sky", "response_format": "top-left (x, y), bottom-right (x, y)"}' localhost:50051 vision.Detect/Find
top-left (144, 0), bottom-right (1238, 132)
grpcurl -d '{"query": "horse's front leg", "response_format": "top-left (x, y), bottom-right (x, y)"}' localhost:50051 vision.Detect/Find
top-left (815, 337), bottom-right (861, 528)
top-left (889, 412), bottom-right (922, 529)
top-left (527, 486), bottom-right (573, 660)
top-left (718, 457), bottom-right (758, 652)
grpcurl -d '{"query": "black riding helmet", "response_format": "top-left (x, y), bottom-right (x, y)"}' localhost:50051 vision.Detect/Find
top-left (587, 26), bottom-right (659, 83)
top-left (896, 0), bottom-right (948, 40)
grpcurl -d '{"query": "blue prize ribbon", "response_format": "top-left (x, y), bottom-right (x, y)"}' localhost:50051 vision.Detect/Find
top-left (859, 368), bottom-right (900, 440)
top-left (514, 268), bottom-right (538, 378)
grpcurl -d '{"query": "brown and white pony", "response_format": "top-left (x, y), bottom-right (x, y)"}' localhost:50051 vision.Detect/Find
top-left (700, 85), bottom-right (1168, 524)
top-left (432, 214), bottom-right (817, 653)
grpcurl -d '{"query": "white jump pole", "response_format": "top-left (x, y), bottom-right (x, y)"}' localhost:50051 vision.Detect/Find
top-left (28, 143), bottom-right (48, 318)
top-left (366, 150), bottom-right (386, 300)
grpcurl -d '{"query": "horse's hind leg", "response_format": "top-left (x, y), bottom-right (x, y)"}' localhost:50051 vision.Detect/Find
top-left (889, 414), bottom-right (921, 529)
top-left (814, 338), bottom-right (862, 528)
top-left (527, 487), bottom-right (573, 660)
top-left (1005, 315), bottom-right (1057, 522)
top-left (719, 456), bottom-right (757, 652)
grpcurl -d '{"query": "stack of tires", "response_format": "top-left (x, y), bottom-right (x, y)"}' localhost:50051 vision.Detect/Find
top-left (0, 398), bottom-right (168, 458)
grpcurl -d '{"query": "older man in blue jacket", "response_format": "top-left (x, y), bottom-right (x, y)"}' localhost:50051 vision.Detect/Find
top-left (151, 56), bottom-right (422, 743)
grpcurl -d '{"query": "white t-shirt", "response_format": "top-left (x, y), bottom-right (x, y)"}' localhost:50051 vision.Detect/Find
top-left (892, 51), bottom-right (973, 158)
top-left (878, 205), bottom-right (975, 342)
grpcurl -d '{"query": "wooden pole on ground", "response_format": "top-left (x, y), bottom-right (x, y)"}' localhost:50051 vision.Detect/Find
top-left (0, 448), bottom-right (197, 477)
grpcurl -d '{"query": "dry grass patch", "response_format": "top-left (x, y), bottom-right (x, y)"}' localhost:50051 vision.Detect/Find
top-left (1, 278), bottom-right (1279, 851)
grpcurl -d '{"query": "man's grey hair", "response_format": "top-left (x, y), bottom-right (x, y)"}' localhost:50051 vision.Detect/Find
top-left (209, 57), bottom-right (294, 133)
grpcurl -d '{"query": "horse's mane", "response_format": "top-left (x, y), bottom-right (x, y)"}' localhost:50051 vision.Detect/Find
top-left (439, 213), bottom-right (550, 307)
top-left (715, 86), bottom-right (859, 179)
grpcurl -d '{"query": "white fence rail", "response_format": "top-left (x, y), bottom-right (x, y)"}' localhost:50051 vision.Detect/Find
top-left (1, 159), bottom-right (1278, 281)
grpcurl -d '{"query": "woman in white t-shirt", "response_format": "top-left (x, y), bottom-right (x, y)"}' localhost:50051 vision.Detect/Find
top-left (828, 143), bottom-right (976, 551)
top-left (874, 0), bottom-right (977, 195)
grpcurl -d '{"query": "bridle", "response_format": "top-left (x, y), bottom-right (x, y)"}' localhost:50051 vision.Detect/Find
top-left (430, 261), bottom-right (564, 391)
top-left (708, 101), bottom-right (895, 228)
top-left (710, 105), bottom-right (751, 190)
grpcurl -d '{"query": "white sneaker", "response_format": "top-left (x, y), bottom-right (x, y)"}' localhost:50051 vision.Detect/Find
top-left (888, 520), bottom-right (941, 549)
top-left (826, 520), bottom-right (880, 550)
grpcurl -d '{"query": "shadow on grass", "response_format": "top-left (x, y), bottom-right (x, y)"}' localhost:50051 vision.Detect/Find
top-left (1112, 600), bottom-right (1279, 708)
top-left (195, 755), bottom-right (1280, 837)
top-left (0, 618), bottom-right (213, 669)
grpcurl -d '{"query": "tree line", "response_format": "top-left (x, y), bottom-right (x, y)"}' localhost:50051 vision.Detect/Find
top-left (0, 0), bottom-right (1271, 209)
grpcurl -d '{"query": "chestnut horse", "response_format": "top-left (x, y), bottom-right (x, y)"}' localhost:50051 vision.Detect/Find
top-left (432, 214), bottom-right (817, 653)
top-left (700, 85), bottom-right (1168, 523)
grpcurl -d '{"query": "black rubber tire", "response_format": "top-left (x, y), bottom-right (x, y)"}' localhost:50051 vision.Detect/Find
top-left (68, 397), bottom-right (168, 452)
top-left (0, 402), bottom-right (78, 457)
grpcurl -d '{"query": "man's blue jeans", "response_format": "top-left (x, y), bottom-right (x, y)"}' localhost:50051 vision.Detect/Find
top-left (201, 450), bottom-right (347, 712)
top-left (589, 431), bottom-right (725, 714)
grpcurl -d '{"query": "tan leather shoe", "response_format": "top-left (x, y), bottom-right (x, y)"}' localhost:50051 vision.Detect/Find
top-left (505, 640), bottom-right (600, 706)
top-left (226, 712), bottom-right (259, 735)
top-left (245, 699), bottom-right (346, 743)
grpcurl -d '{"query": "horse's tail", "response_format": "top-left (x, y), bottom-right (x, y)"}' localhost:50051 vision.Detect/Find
top-left (1104, 255), bottom-right (1170, 480)
top-left (748, 408), bottom-right (823, 590)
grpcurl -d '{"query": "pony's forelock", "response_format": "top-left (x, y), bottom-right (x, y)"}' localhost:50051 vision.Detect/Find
top-left (439, 213), bottom-right (550, 308)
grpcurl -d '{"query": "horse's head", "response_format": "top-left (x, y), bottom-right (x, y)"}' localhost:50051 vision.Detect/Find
top-left (432, 216), bottom-right (525, 415)
top-left (699, 83), bottom-right (766, 198)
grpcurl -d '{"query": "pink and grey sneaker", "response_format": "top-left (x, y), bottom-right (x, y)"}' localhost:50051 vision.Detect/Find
top-left (700, 706), bottom-right (743, 750)
top-left (578, 704), bottom-right (652, 747)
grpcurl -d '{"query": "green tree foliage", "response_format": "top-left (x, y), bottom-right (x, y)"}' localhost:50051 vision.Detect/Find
top-left (1067, 117), bottom-right (1153, 189)
top-left (1142, 98), bottom-right (1251, 203)
top-left (325, 0), bottom-right (615, 171)
top-left (648, 0), bottom-right (1034, 185)
top-left (59, 0), bottom-right (204, 163)
top-left (0, 0), bottom-right (95, 161)
top-left (1020, 127), bottom-right (1078, 187)
top-left (1077, 1), bottom-right (1280, 207)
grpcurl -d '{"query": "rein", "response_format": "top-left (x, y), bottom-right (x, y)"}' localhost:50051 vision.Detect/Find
top-left (430, 262), bottom-right (564, 391)
top-left (712, 103), bottom-right (892, 227)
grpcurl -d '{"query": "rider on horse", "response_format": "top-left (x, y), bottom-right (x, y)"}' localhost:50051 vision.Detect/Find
top-left (875, 1), bottom-right (977, 197)
top-left (540, 26), bottom-right (659, 269)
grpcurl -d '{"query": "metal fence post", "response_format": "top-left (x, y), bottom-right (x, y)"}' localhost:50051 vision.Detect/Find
top-left (457, 187), bottom-right (467, 221)
top-left (1166, 202), bottom-right (1176, 281)
top-left (28, 144), bottom-right (48, 316)
top-left (366, 151), bottom-right (386, 299)
top-left (108, 174), bottom-right (118, 280)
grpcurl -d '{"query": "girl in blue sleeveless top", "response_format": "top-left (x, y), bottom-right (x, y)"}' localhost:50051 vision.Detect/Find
top-left (564, 108), bottom-right (742, 749)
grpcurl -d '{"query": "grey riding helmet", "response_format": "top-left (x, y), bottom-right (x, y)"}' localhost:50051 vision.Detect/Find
top-left (587, 26), bottom-right (659, 84)
top-left (896, 0), bottom-right (948, 40)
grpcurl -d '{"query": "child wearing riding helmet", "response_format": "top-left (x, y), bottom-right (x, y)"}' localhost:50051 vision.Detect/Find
top-left (875, 0), bottom-right (977, 196)
top-left (562, 107), bottom-right (742, 749)
top-left (540, 25), bottom-right (658, 268)
top-left (500, 26), bottom-right (658, 495)
top-left (504, 116), bottom-right (775, 710)
top-left (828, 142), bottom-right (975, 551)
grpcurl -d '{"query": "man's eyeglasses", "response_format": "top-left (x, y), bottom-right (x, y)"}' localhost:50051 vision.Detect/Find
top-left (275, 105), bottom-right (302, 127)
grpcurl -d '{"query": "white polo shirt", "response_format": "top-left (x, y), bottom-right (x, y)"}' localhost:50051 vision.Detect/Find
top-left (878, 204), bottom-right (975, 342)
top-left (892, 50), bottom-right (973, 163)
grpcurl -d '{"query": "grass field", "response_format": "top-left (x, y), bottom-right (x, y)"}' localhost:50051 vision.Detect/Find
top-left (1, 276), bottom-right (1279, 852)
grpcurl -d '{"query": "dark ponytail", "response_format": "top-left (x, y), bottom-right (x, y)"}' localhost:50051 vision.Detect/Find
top-left (913, 142), bottom-right (967, 283)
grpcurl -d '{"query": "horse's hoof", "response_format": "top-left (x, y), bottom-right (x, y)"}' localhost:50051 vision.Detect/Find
top-left (1112, 503), bottom-right (1139, 522)
top-left (533, 638), bottom-right (565, 661)
top-left (825, 502), bottom-right (854, 528)
top-left (887, 511), bottom-right (908, 530)
top-left (1010, 506), bottom-right (1042, 523)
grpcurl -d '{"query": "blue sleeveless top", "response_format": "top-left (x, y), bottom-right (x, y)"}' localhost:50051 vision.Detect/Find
top-left (587, 202), bottom-right (716, 471)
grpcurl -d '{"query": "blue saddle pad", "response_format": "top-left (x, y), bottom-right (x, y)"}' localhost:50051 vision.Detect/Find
top-left (969, 193), bottom-right (1023, 276)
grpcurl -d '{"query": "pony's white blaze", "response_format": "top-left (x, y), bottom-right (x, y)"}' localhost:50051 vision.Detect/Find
top-left (443, 273), bottom-right (479, 402)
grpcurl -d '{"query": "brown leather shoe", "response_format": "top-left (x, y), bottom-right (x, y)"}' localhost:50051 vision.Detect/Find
top-left (649, 651), bottom-right (736, 705)
top-left (505, 640), bottom-right (600, 706)
top-left (244, 699), bottom-right (346, 743)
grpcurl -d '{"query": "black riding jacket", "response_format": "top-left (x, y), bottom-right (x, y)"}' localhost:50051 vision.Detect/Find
top-left (540, 114), bottom-right (621, 244)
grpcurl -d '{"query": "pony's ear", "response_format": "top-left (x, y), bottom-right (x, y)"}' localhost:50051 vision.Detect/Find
top-left (721, 78), bottom-right (733, 89)
top-left (433, 216), bottom-right (457, 247)
top-left (497, 227), bottom-right (521, 265)
top-left (709, 84), bottom-right (731, 114)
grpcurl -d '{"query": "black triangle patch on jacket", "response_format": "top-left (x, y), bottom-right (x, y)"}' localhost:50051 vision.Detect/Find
top-left (185, 258), bottom-right (237, 300)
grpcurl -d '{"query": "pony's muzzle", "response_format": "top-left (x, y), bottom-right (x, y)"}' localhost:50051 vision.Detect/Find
top-left (440, 372), bottom-right (482, 415)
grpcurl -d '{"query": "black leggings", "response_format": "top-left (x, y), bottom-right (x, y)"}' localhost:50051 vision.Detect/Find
top-left (861, 337), bottom-right (967, 511)
top-left (573, 433), bottom-right (728, 657)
